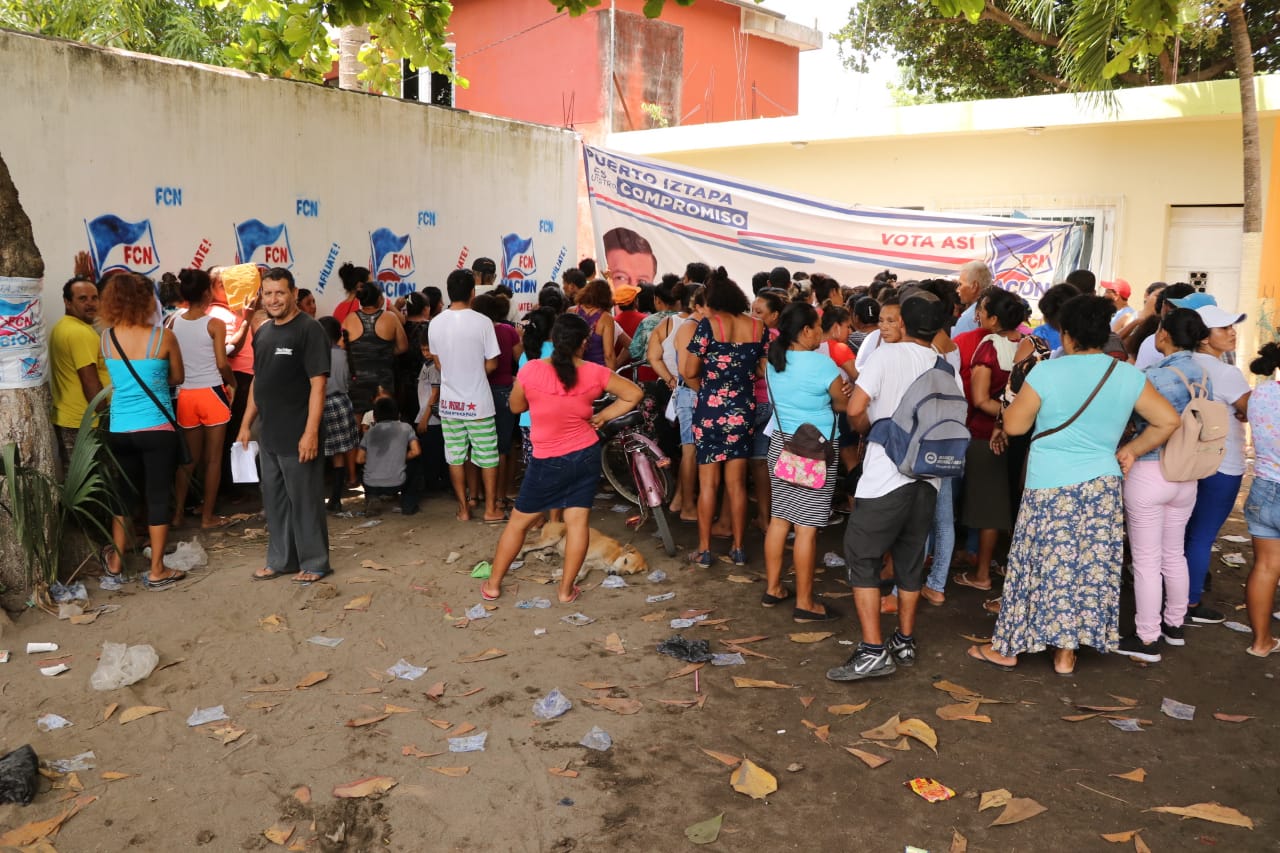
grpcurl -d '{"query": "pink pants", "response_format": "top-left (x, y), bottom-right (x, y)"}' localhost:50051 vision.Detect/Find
top-left (1123, 460), bottom-right (1196, 643)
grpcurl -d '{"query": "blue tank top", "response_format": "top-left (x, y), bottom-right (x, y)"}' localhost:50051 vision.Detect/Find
top-left (517, 341), bottom-right (555, 428)
top-left (102, 327), bottom-right (174, 432)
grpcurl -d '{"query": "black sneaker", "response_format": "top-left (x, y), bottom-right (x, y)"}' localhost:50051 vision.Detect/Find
top-left (886, 633), bottom-right (916, 667)
top-left (1186, 603), bottom-right (1225, 624)
top-left (1161, 623), bottom-right (1186, 646)
top-left (826, 644), bottom-right (896, 682)
top-left (1114, 635), bottom-right (1162, 663)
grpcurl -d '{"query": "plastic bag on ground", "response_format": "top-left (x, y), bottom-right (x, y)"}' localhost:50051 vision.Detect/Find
top-left (89, 642), bottom-right (159, 691)
top-left (49, 581), bottom-right (88, 603)
top-left (580, 726), bottom-right (612, 751)
top-left (532, 688), bottom-right (573, 720)
top-left (164, 538), bottom-right (208, 571)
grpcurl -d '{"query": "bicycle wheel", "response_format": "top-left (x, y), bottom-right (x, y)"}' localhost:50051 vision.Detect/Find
top-left (601, 438), bottom-right (640, 505)
top-left (652, 504), bottom-right (676, 556)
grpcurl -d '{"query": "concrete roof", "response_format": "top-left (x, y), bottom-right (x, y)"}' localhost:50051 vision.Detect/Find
top-left (609, 74), bottom-right (1279, 154)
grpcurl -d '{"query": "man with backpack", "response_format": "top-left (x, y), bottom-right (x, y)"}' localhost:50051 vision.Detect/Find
top-left (828, 292), bottom-right (967, 682)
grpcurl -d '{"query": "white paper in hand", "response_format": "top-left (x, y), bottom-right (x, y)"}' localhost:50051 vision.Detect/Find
top-left (230, 441), bottom-right (260, 483)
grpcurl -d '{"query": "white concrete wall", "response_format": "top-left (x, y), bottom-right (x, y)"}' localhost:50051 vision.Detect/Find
top-left (0, 31), bottom-right (579, 316)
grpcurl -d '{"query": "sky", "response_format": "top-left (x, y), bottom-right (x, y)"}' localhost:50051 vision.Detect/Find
top-left (758, 0), bottom-right (900, 114)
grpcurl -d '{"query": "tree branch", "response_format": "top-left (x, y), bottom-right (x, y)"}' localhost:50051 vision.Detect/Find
top-left (979, 1), bottom-right (1060, 47)
top-left (1027, 68), bottom-right (1070, 89)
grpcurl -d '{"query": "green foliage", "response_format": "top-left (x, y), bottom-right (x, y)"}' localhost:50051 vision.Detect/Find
top-left (841, 0), bottom-right (1278, 102)
top-left (0, 391), bottom-right (117, 592)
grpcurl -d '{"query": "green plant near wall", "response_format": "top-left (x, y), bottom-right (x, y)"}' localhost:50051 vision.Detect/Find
top-left (0, 389), bottom-right (117, 605)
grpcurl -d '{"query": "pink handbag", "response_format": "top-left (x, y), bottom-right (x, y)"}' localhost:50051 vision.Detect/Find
top-left (766, 375), bottom-right (835, 491)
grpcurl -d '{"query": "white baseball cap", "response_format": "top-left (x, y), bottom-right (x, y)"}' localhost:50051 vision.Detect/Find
top-left (1195, 304), bottom-right (1246, 328)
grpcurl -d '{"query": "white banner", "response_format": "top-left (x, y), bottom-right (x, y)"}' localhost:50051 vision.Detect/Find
top-left (0, 276), bottom-right (46, 389)
top-left (584, 145), bottom-right (1075, 309)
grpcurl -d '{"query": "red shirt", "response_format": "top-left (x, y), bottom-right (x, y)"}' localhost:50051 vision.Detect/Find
top-left (520, 359), bottom-right (613, 459)
top-left (953, 329), bottom-right (985, 399)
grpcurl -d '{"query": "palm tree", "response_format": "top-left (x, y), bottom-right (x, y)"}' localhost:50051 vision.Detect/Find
top-left (991, 0), bottom-right (1263, 351)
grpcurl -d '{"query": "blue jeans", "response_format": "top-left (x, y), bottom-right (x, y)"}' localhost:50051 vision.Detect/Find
top-left (1184, 470), bottom-right (1243, 604)
top-left (925, 477), bottom-right (955, 593)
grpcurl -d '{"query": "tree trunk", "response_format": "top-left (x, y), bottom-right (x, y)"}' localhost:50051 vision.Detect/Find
top-left (0, 151), bottom-right (55, 608)
top-left (338, 25), bottom-right (371, 92)
top-left (1225, 2), bottom-right (1264, 361)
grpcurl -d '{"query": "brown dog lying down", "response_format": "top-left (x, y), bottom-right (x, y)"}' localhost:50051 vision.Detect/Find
top-left (516, 522), bottom-right (648, 580)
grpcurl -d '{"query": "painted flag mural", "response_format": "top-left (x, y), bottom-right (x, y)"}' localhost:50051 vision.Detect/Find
top-left (584, 145), bottom-right (1075, 310)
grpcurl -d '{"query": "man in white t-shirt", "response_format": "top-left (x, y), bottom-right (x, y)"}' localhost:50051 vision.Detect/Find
top-left (828, 293), bottom-right (958, 683)
top-left (430, 269), bottom-right (502, 522)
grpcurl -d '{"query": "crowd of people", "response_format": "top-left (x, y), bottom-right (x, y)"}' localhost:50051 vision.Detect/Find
top-left (45, 241), bottom-right (1280, 678)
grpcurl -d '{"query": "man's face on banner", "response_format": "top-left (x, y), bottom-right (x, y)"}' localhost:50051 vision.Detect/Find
top-left (606, 248), bottom-right (657, 289)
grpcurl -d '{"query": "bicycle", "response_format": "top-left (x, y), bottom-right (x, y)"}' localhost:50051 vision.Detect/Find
top-left (596, 363), bottom-right (677, 556)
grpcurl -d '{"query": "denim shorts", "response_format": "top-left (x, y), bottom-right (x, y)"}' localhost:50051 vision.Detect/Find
top-left (675, 385), bottom-right (696, 446)
top-left (515, 441), bottom-right (602, 513)
top-left (1244, 477), bottom-right (1280, 539)
top-left (751, 402), bottom-right (773, 459)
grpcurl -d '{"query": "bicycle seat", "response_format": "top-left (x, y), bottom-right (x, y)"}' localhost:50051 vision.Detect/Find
top-left (598, 409), bottom-right (643, 438)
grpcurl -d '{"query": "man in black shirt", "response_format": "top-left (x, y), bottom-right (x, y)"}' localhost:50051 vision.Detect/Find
top-left (237, 267), bottom-right (333, 582)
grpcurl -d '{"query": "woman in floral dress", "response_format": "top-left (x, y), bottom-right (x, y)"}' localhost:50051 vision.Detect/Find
top-left (682, 269), bottom-right (766, 568)
top-left (967, 295), bottom-right (1177, 676)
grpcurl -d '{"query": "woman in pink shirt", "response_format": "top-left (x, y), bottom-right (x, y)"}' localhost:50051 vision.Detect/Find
top-left (480, 314), bottom-right (642, 604)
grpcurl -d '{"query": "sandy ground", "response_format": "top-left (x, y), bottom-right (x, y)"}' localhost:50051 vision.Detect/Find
top-left (1, 486), bottom-right (1277, 852)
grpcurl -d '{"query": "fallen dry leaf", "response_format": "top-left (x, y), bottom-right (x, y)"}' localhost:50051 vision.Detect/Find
top-left (0, 794), bottom-right (95, 846)
top-left (402, 745), bottom-right (444, 759)
top-left (827, 701), bottom-right (870, 716)
top-left (801, 720), bottom-right (831, 744)
top-left (426, 718), bottom-right (452, 730)
top-left (217, 726), bottom-right (247, 745)
top-left (726, 574), bottom-right (756, 583)
top-left (657, 698), bottom-right (701, 708)
top-left (343, 594), bottom-right (373, 611)
top-left (293, 786), bottom-right (311, 805)
top-left (603, 633), bottom-right (626, 655)
top-left (950, 830), bottom-right (968, 853)
top-left (932, 679), bottom-right (980, 698)
top-left (860, 714), bottom-right (902, 740)
top-left (102, 702), bottom-right (119, 722)
top-left (729, 759), bottom-right (777, 800)
top-left (332, 776), bottom-right (397, 799)
top-left (958, 633), bottom-right (990, 643)
top-left (1110, 768), bottom-right (1147, 783)
top-left (425, 681), bottom-right (446, 701)
top-left (247, 700), bottom-right (281, 712)
top-left (383, 704), bottom-right (413, 714)
top-left (880, 737), bottom-right (911, 751)
top-left (937, 701), bottom-right (981, 721)
top-left (1134, 833), bottom-right (1153, 853)
top-left (844, 747), bottom-right (889, 769)
top-left (453, 686), bottom-right (485, 698)
top-left (1062, 713), bottom-right (1100, 722)
top-left (361, 559), bottom-right (391, 571)
top-left (1212, 713), bottom-right (1254, 723)
top-left (583, 697), bottom-right (642, 715)
top-left (346, 713), bottom-right (390, 728)
top-left (788, 631), bottom-right (834, 644)
top-left (799, 696), bottom-right (815, 709)
top-left (259, 613), bottom-right (288, 633)
top-left (1077, 703), bottom-right (1137, 712)
top-left (662, 665), bottom-right (702, 681)
top-left (295, 671), bottom-right (329, 689)
top-left (640, 612), bottom-right (667, 623)
top-left (101, 771), bottom-right (131, 781)
top-left (548, 767), bottom-right (580, 779)
top-left (979, 788), bottom-right (1013, 811)
top-left (731, 677), bottom-right (794, 689)
top-left (456, 648), bottom-right (506, 663)
top-left (1146, 802), bottom-right (1254, 829)
top-left (700, 748), bottom-right (742, 768)
top-left (64, 772), bottom-right (83, 792)
top-left (264, 824), bottom-right (295, 846)
top-left (429, 766), bottom-right (470, 777)
top-left (119, 705), bottom-right (168, 724)
top-left (991, 798), bottom-right (1047, 826)
top-left (721, 635), bottom-right (768, 645)
top-left (70, 611), bottom-right (100, 625)
top-left (1101, 830), bottom-right (1140, 843)
top-left (1109, 694), bottom-right (1140, 707)
top-left (723, 643), bottom-right (777, 661)
top-left (445, 723), bottom-right (476, 738)
top-left (579, 680), bottom-right (620, 689)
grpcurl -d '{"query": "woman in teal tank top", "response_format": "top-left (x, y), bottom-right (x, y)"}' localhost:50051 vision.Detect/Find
top-left (98, 272), bottom-right (188, 590)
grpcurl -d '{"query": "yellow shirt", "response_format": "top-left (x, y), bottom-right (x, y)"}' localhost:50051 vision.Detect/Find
top-left (49, 314), bottom-right (108, 428)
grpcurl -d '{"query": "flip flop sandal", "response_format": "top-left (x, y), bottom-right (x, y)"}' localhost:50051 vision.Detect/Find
top-left (480, 583), bottom-right (500, 602)
top-left (561, 585), bottom-right (583, 604)
top-left (251, 567), bottom-right (291, 581)
top-left (967, 645), bottom-right (1015, 671)
top-left (983, 596), bottom-right (1003, 615)
top-left (291, 571), bottom-right (333, 584)
top-left (1246, 637), bottom-right (1280, 658)
top-left (99, 544), bottom-right (123, 578)
top-left (954, 572), bottom-right (993, 592)
top-left (142, 570), bottom-right (187, 590)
